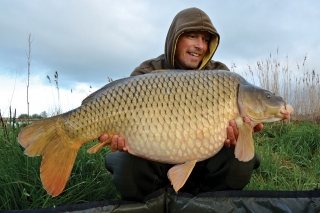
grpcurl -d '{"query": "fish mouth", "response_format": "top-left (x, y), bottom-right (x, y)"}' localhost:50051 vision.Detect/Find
top-left (280, 104), bottom-right (294, 120)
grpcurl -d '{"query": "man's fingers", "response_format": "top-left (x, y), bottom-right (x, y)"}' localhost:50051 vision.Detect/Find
top-left (243, 117), bottom-right (254, 128)
top-left (243, 117), bottom-right (263, 133)
top-left (229, 120), bottom-right (238, 140)
top-left (226, 126), bottom-right (234, 141)
top-left (224, 139), bottom-right (231, 148)
top-left (226, 125), bottom-right (236, 146)
top-left (110, 135), bottom-right (119, 152)
top-left (99, 134), bottom-right (109, 142)
top-left (118, 137), bottom-right (125, 151)
top-left (254, 123), bottom-right (264, 132)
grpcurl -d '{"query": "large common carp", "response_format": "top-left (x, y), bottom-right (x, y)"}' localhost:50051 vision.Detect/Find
top-left (18, 70), bottom-right (293, 197)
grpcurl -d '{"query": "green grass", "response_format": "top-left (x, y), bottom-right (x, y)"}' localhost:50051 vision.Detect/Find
top-left (1, 117), bottom-right (319, 210)
top-left (245, 121), bottom-right (320, 191)
top-left (0, 118), bottom-right (119, 210)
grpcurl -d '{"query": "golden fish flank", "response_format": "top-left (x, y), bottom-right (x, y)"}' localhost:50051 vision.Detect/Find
top-left (18, 70), bottom-right (293, 197)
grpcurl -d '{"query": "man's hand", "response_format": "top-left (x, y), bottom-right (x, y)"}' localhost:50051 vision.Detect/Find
top-left (224, 117), bottom-right (263, 148)
top-left (98, 134), bottom-right (127, 152)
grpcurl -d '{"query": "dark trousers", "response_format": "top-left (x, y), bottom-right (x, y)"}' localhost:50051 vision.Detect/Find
top-left (105, 147), bottom-right (260, 202)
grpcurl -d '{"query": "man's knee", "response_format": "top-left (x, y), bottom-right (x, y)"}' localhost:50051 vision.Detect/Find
top-left (226, 152), bottom-right (260, 189)
top-left (105, 152), bottom-right (140, 199)
top-left (105, 152), bottom-right (171, 201)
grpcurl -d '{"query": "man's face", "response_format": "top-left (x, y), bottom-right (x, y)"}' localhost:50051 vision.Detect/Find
top-left (174, 31), bottom-right (211, 69)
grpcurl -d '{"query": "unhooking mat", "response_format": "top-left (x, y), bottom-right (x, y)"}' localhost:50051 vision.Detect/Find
top-left (1, 188), bottom-right (320, 213)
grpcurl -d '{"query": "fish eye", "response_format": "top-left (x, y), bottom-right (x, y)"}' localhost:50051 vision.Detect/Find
top-left (266, 93), bottom-right (271, 98)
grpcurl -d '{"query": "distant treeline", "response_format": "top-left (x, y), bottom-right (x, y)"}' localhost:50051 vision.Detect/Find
top-left (15, 111), bottom-right (48, 119)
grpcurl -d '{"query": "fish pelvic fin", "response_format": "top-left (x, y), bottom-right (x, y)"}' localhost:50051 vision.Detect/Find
top-left (234, 117), bottom-right (255, 162)
top-left (87, 137), bottom-right (112, 154)
top-left (18, 117), bottom-right (81, 197)
top-left (167, 160), bottom-right (197, 192)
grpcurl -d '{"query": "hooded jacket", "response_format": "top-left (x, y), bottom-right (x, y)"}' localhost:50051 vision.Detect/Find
top-left (131, 7), bottom-right (229, 76)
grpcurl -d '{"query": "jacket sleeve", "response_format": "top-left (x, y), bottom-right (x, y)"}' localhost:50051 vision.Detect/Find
top-left (205, 60), bottom-right (230, 71)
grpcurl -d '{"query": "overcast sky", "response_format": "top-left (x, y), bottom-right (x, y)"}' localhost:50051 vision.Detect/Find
top-left (1, 0), bottom-right (319, 116)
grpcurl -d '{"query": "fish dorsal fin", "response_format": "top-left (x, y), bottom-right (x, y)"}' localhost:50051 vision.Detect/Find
top-left (234, 117), bottom-right (255, 162)
top-left (81, 78), bottom-right (131, 105)
top-left (81, 92), bottom-right (97, 105)
top-left (167, 160), bottom-right (197, 192)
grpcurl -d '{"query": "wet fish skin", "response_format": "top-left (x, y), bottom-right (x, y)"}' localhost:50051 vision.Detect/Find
top-left (18, 70), bottom-right (293, 196)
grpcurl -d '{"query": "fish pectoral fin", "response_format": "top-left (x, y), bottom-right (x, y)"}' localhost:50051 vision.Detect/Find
top-left (87, 137), bottom-right (112, 154)
top-left (167, 160), bottom-right (197, 192)
top-left (234, 117), bottom-right (255, 162)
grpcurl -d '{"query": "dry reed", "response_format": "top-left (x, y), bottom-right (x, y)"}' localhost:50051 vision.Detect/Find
top-left (239, 51), bottom-right (320, 123)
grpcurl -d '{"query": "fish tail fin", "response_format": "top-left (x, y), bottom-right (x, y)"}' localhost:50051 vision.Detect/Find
top-left (234, 117), bottom-right (255, 162)
top-left (18, 117), bottom-right (80, 197)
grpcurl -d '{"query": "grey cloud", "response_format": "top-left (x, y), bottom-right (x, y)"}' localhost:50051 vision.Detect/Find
top-left (1, 0), bottom-right (319, 91)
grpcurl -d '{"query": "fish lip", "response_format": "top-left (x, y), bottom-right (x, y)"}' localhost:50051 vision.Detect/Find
top-left (268, 104), bottom-right (293, 121)
top-left (280, 104), bottom-right (294, 120)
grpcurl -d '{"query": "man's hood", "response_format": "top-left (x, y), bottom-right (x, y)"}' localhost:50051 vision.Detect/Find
top-left (164, 7), bottom-right (220, 70)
